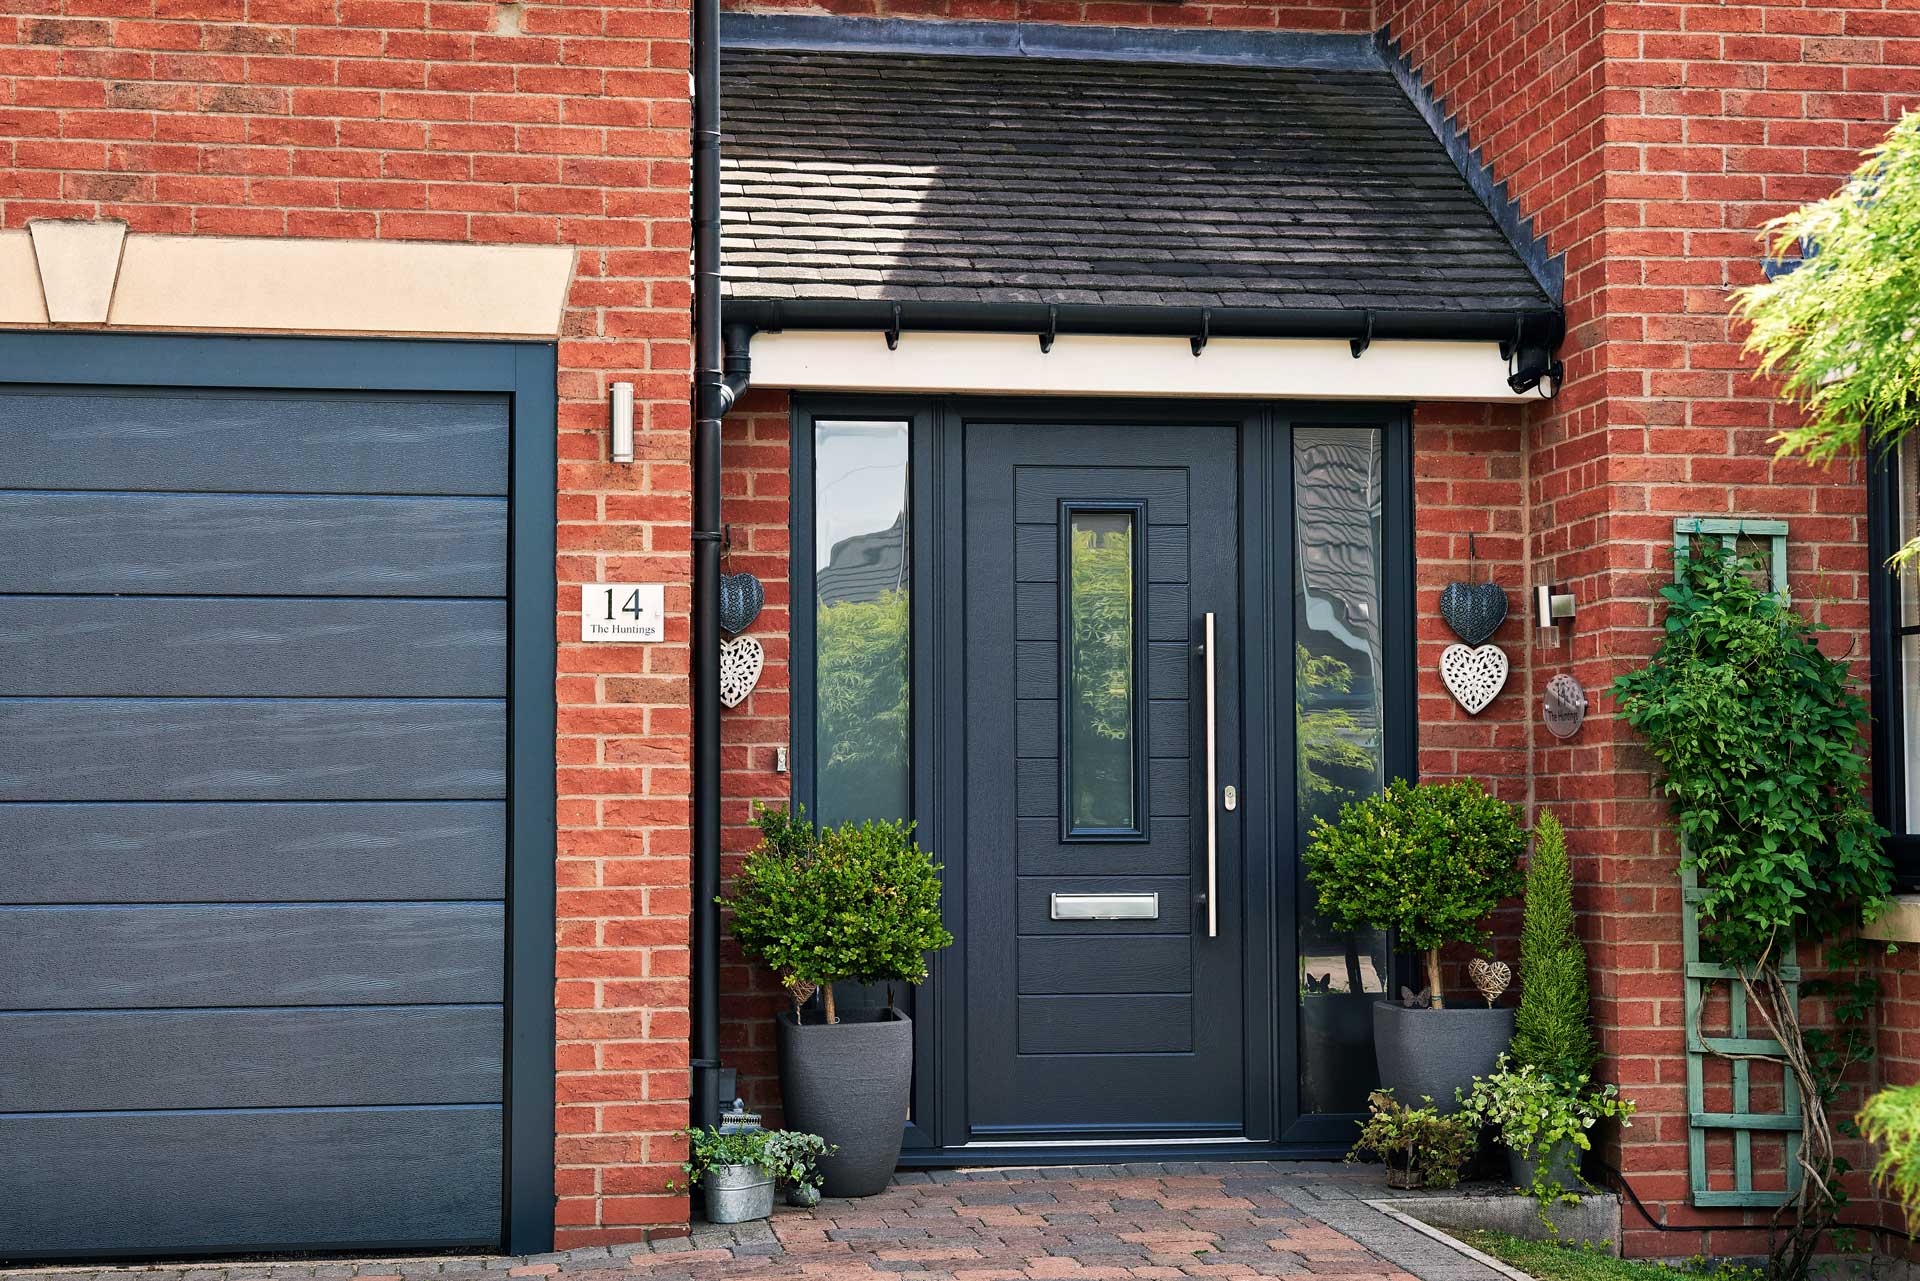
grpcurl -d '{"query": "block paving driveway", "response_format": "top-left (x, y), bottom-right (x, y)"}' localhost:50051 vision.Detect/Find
top-left (3, 1164), bottom-right (1511, 1281)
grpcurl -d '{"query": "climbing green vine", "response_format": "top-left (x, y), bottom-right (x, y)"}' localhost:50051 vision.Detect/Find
top-left (1612, 540), bottom-right (1891, 1281)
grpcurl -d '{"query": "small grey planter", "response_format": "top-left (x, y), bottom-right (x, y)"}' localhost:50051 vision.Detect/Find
top-left (1372, 1000), bottom-right (1513, 1114)
top-left (777, 1008), bottom-right (912, 1198)
top-left (786, 1183), bottom-right (822, 1208)
top-left (703, 1163), bottom-right (774, 1224)
top-left (1509, 1139), bottom-right (1584, 1195)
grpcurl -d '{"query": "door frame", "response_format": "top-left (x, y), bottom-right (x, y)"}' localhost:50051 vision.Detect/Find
top-left (788, 395), bottom-right (1414, 1163)
top-left (0, 331), bottom-right (559, 1255)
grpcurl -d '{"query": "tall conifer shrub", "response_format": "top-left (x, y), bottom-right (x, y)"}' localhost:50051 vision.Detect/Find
top-left (1510, 811), bottom-right (1595, 1081)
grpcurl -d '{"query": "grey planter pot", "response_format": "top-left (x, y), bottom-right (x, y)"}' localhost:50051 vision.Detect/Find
top-left (777, 1007), bottom-right (912, 1198)
top-left (786, 1183), bottom-right (822, 1208)
top-left (1372, 1000), bottom-right (1514, 1114)
top-left (703, 1163), bottom-right (774, 1224)
top-left (1509, 1139), bottom-right (1585, 1195)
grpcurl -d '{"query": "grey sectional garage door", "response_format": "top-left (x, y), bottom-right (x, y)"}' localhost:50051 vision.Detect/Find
top-left (0, 383), bottom-right (514, 1257)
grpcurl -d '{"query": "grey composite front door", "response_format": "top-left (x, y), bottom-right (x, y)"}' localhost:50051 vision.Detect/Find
top-left (962, 419), bottom-right (1244, 1141)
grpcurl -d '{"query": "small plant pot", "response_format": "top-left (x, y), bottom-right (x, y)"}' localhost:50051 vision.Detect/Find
top-left (786, 1183), bottom-right (822, 1208)
top-left (1372, 1000), bottom-right (1513, 1114)
top-left (1384, 1159), bottom-right (1423, 1190)
top-left (777, 1008), bottom-right (913, 1198)
top-left (1509, 1140), bottom-right (1585, 1196)
top-left (703, 1163), bottom-right (774, 1224)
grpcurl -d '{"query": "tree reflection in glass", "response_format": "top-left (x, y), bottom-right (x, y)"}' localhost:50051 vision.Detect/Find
top-left (1068, 511), bottom-right (1136, 832)
top-left (815, 422), bottom-right (911, 828)
top-left (1293, 427), bottom-right (1390, 1118)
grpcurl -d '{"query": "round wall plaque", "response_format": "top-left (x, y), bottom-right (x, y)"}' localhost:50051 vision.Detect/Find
top-left (1543, 674), bottom-right (1587, 739)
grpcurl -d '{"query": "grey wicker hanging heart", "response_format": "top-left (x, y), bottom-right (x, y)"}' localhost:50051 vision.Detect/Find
top-left (718, 571), bottom-right (764, 636)
top-left (1438, 580), bottom-right (1508, 646)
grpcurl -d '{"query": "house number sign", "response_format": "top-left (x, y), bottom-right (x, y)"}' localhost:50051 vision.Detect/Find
top-left (581, 583), bottom-right (665, 642)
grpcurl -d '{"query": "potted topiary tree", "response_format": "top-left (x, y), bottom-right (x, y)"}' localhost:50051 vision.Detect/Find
top-left (1303, 777), bottom-right (1525, 1110)
top-left (724, 805), bottom-right (953, 1198)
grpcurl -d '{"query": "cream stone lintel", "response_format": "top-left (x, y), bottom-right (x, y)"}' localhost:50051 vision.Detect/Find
top-left (1864, 895), bottom-right (1920, 944)
top-left (4, 223), bottom-right (574, 338)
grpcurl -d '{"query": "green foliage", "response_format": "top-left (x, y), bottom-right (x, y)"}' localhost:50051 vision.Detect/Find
top-left (1735, 112), bottom-right (1920, 487)
top-left (678, 1126), bottom-right (832, 1188)
top-left (1512, 812), bottom-right (1597, 1082)
top-left (1610, 541), bottom-right (1891, 968)
top-left (1860, 1083), bottom-right (1920, 1230)
top-left (1302, 777), bottom-right (1525, 1002)
top-left (759, 1129), bottom-right (837, 1193)
top-left (1296, 645), bottom-right (1379, 810)
top-left (1347, 1090), bottom-right (1477, 1189)
top-left (1458, 1230), bottom-right (1764, 1281)
top-left (724, 806), bottom-right (953, 1022)
top-left (1068, 517), bottom-right (1134, 824)
top-left (1458, 1055), bottom-right (1635, 1215)
top-left (816, 590), bottom-right (910, 817)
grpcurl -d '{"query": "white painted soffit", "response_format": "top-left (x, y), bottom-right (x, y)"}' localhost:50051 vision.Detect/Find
top-left (746, 329), bottom-right (1540, 402)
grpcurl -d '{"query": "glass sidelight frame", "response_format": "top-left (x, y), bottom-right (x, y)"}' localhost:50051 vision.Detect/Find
top-left (788, 396), bottom-right (1415, 1161)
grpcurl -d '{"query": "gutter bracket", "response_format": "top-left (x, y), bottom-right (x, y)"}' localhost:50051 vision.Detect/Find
top-left (885, 303), bottom-right (902, 351)
top-left (1039, 305), bottom-right (1057, 354)
top-left (1350, 310), bottom-right (1373, 359)
top-left (1190, 308), bottom-right (1209, 357)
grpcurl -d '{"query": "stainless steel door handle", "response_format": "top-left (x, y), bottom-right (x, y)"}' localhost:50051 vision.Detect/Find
top-left (1203, 611), bottom-right (1218, 939)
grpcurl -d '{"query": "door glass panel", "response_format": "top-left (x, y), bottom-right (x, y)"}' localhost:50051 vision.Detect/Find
top-left (1067, 509), bottom-right (1138, 833)
top-left (814, 420), bottom-right (910, 827)
top-left (1293, 427), bottom-right (1389, 1116)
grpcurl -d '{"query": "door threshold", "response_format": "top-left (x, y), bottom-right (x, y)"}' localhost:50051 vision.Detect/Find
top-left (897, 1140), bottom-right (1349, 1168)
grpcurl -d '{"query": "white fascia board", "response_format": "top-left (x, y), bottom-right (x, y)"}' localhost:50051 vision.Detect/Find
top-left (748, 329), bottom-right (1535, 401)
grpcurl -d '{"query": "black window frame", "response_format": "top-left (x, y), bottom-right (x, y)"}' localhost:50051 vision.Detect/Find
top-left (1869, 441), bottom-right (1920, 891)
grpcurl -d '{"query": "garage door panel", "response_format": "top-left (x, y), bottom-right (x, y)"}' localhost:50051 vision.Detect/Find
top-left (0, 698), bottom-right (506, 801)
top-left (0, 1006), bottom-right (502, 1112)
top-left (0, 388), bottom-right (509, 497)
top-left (0, 493), bottom-right (507, 597)
top-left (0, 904), bottom-right (505, 1008)
top-left (0, 1106), bottom-right (504, 1257)
top-left (0, 598), bottom-right (508, 697)
top-left (0, 801), bottom-right (506, 903)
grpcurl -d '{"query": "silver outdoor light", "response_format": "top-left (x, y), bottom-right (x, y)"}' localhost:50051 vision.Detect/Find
top-left (610, 381), bottom-right (635, 464)
top-left (1535, 583), bottom-right (1576, 643)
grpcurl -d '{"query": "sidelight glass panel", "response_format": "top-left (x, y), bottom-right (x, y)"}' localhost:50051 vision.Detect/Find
top-left (1067, 509), bottom-right (1137, 832)
top-left (1293, 427), bottom-right (1390, 1117)
top-left (814, 420), bottom-right (911, 827)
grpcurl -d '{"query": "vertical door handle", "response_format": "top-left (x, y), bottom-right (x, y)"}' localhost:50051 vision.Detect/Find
top-left (1202, 611), bottom-right (1218, 939)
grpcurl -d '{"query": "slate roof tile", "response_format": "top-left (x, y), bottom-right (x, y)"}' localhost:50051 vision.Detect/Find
top-left (720, 47), bottom-right (1550, 315)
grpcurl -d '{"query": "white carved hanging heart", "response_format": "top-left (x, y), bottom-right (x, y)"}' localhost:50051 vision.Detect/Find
top-left (719, 635), bottom-right (763, 709)
top-left (1439, 643), bottom-right (1508, 715)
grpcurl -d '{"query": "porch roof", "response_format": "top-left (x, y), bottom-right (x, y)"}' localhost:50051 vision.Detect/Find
top-left (717, 43), bottom-right (1555, 321)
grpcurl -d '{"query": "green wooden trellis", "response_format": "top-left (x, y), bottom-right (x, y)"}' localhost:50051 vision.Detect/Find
top-left (1673, 517), bottom-right (1803, 1208)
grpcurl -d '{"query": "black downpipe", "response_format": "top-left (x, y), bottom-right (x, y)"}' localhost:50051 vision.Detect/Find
top-left (690, 0), bottom-right (727, 1135)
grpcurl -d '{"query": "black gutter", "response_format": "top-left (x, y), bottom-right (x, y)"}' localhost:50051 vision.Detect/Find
top-left (691, 0), bottom-right (749, 1134)
top-left (725, 297), bottom-right (1561, 345)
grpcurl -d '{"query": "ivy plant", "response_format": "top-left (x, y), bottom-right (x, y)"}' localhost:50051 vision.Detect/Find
top-left (1611, 539), bottom-right (1891, 1281)
top-left (724, 805), bottom-right (953, 1025)
top-left (1458, 1055), bottom-right (1634, 1221)
top-left (1302, 778), bottom-right (1525, 1006)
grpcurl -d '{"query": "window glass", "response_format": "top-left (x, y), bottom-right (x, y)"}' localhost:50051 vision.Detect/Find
top-left (814, 421), bottom-right (910, 826)
top-left (1067, 509), bottom-right (1137, 832)
top-left (1901, 441), bottom-right (1920, 832)
top-left (1293, 426), bottom-right (1389, 1117)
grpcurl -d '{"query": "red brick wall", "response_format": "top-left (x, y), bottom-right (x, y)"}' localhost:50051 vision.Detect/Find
top-left (2, 0), bottom-right (698, 1245)
top-left (1383, 0), bottom-right (1916, 1257)
top-left (716, 389), bottom-right (796, 1123)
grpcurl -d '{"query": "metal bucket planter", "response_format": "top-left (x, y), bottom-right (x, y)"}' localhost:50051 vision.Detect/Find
top-left (704, 1163), bottom-right (774, 1224)
top-left (1372, 1000), bottom-right (1514, 1114)
top-left (1509, 1139), bottom-right (1584, 1196)
top-left (777, 1008), bottom-right (912, 1198)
